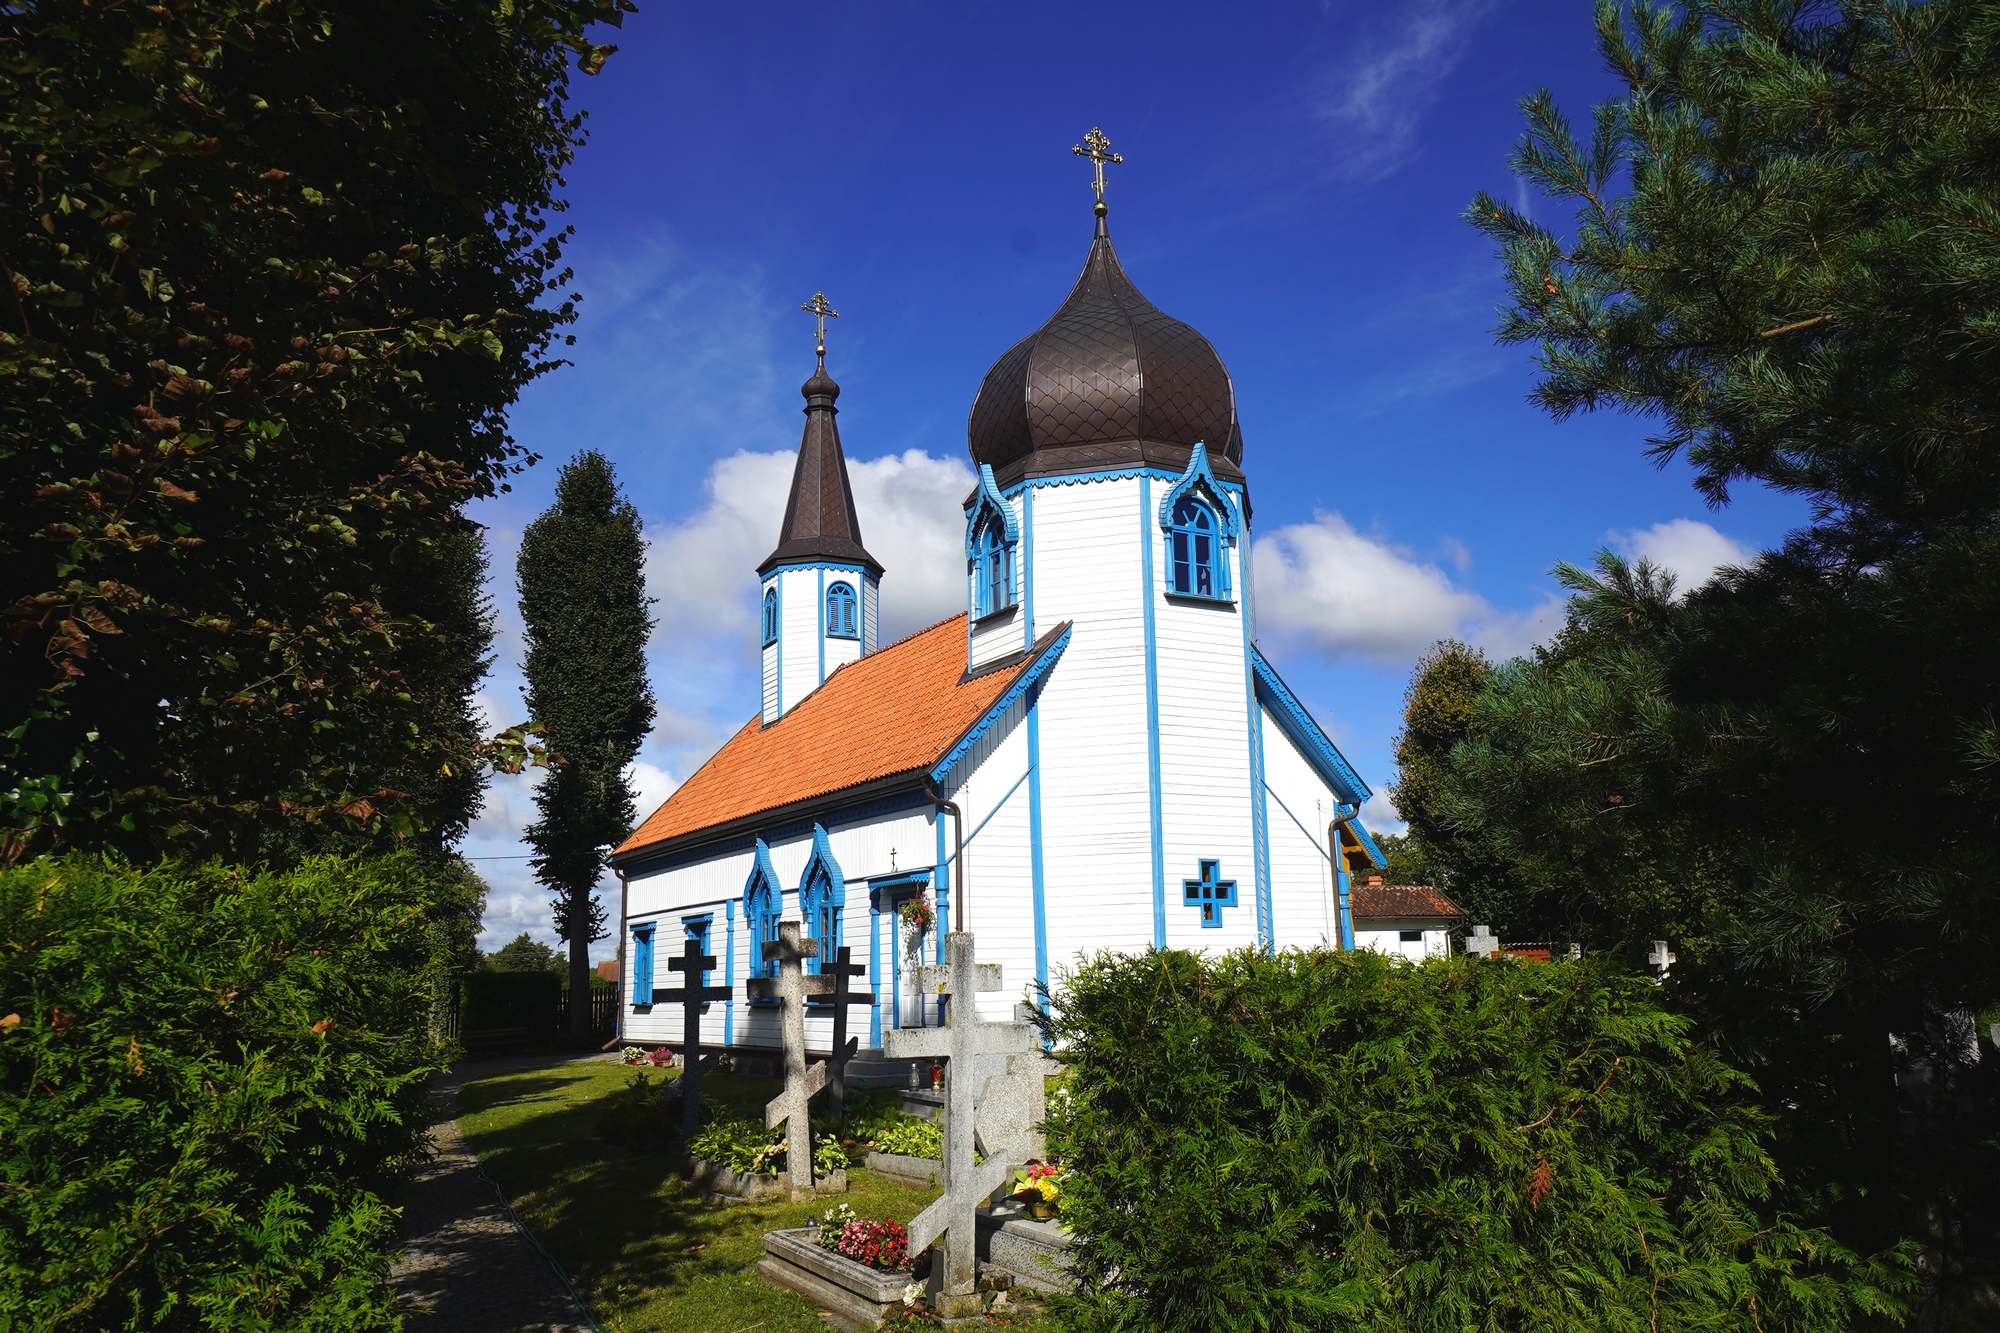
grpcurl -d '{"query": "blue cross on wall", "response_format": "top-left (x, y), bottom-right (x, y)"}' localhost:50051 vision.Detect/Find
top-left (1182, 859), bottom-right (1237, 928)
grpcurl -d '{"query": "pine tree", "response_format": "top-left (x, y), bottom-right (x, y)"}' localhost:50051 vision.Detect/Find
top-left (1448, 0), bottom-right (2000, 1308)
top-left (517, 452), bottom-right (654, 1036)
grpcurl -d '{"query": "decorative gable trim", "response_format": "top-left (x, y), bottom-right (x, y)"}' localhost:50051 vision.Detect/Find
top-left (1156, 442), bottom-right (1240, 537)
top-left (930, 622), bottom-right (1072, 784)
top-left (964, 463), bottom-right (1021, 557)
top-left (1250, 644), bottom-right (1370, 805)
top-left (800, 822), bottom-right (847, 903)
top-left (744, 836), bottom-right (780, 905)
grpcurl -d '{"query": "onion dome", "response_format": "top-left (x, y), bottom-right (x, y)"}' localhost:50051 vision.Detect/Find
top-left (967, 216), bottom-right (1243, 487)
top-left (758, 365), bottom-right (883, 576)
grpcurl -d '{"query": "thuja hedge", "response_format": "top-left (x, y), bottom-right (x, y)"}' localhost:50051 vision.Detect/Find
top-left (1040, 948), bottom-right (1911, 1332)
top-left (0, 855), bottom-right (448, 1330)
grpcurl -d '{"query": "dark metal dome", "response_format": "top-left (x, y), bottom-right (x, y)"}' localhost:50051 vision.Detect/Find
top-left (967, 220), bottom-right (1243, 486)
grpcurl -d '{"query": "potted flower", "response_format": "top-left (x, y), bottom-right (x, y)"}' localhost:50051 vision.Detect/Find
top-left (1012, 1161), bottom-right (1061, 1219)
top-left (899, 892), bottom-right (934, 956)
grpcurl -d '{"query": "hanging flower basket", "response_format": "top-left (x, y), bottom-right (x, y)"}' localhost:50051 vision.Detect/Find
top-left (899, 892), bottom-right (934, 952)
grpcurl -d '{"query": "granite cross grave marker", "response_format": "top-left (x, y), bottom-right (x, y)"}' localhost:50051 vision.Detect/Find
top-left (1465, 924), bottom-right (1500, 958)
top-left (746, 920), bottom-right (834, 1198)
top-left (884, 932), bottom-right (1040, 1322)
top-left (1648, 939), bottom-right (1676, 980)
top-left (652, 935), bottom-right (733, 1142)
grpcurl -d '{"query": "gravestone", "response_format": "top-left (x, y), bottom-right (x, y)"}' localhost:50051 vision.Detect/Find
top-left (885, 932), bottom-right (1040, 1323)
top-left (1465, 924), bottom-right (1500, 958)
top-left (652, 936), bottom-right (732, 1142)
top-left (746, 921), bottom-right (834, 1198)
top-left (819, 945), bottom-right (873, 1125)
top-left (1648, 939), bottom-right (1676, 980)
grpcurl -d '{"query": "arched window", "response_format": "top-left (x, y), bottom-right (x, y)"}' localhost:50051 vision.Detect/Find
top-left (761, 587), bottom-right (779, 646)
top-left (744, 858), bottom-right (781, 987)
top-left (826, 581), bottom-right (858, 638)
top-left (1168, 496), bottom-right (1227, 598)
top-left (975, 520), bottom-right (1013, 617)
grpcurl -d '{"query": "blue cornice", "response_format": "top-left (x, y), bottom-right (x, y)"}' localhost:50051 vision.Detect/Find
top-left (1349, 816), bottom-right (1386, 869)
top-left (744, 837), bottom-right (779, 904)
top-left (1157, 442), bottom-right (1241, 537)
top-left (964, 463), bottom-right (1021, 557)
top-left (1250, 644), bottom-right (1371, 805)
top-left (762, 560), bottom-right (878, 581)
top-left (930, 623), bottom-right (1073, 784)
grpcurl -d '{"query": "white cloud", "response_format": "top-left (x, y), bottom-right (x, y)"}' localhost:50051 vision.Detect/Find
top-left (626, 759), bottom-right (679, 829)
top-left (1313, 0), bottom-right (1492, 181)
top-left (1610, 519), bottom-right (1756, 593)
top-left (1253, 511), bottom-right (1557, 668)
top-left (646, 446), bottom-right (975, 655)
top-left (1361, 790), bottom-right (1405, 836)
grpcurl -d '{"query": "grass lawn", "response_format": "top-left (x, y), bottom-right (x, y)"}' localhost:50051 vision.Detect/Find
top-left (453, 1059), bottom-right (1053, 1332)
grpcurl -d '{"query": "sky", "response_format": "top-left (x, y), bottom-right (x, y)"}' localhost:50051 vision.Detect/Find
top-left (460, 0), bottom-right (1809, 959)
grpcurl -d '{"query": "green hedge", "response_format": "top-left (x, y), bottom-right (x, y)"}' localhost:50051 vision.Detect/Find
top-left (1041, 948), bottom-right (1911, 1333)
top-left (0, 855), bottom-right (447, 1331)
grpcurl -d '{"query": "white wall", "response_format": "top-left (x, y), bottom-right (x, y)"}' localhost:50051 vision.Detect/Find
top-left (776, 566), bottom-right (821, 713)
top-left (1259, 706), bottom-right (1343, 949)
top-left (1355, 927), bottom-right (1450, 962)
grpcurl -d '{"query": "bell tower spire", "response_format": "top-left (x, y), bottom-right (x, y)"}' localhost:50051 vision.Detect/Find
top-left (758, 293), bottom-right (883, 725)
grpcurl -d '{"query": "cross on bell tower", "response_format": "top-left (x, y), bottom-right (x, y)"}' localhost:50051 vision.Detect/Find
top-left (1072, 126), bottom-right (1123, 225)
top-left (802, 291), bottom-right (837, 370)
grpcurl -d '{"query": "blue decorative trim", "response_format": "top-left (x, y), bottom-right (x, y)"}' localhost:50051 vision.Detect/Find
top-left (1027, 686), bottom-right (1048, 1013)
top-left (1335, 805), bottom-right (1355, 952)
top-left (724, 900), bottom-right (736, 1045)
top-left (964, 463), bottom-right (1021, 557)
top-left (761, 559), bottom-right (874, 579)
top-left (630, 921), bottom-right (656, 1006)
top-left (1180, 858), bottom-right (1239, 929)
top-left (1250, 645), bottom-right (1372, 805)
top-left (825, 578), bottom-right (859, 642)
top-left (929, 624), bottom-right (1073, 783)
top-left (743, 838), bottom-right (781, 991)
top-left (1021, 484), bottom-right (1036, 651)
top-left (1348, 814), bottom-right (1386, 870)
top-left (933, 813), bottom-right (948, 979)
top-left (617, 791), bottom-right (935, 877)
top-left (761, 586), bottom-right (779, 647)
top-left (1156, 443), bottom-right (1241, 537)
top-left (1140, 475), bottom-right (1166, 949)
top-left (868, 893), bottom-right (882, 1046)
top-left (798, 823), bottom-right (847, 974)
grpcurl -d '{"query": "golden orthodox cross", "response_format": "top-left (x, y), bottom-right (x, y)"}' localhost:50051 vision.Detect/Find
top-left (801, 291), bottom-right (838, 367)
top-left (1072, 126), bottom-right (1123, 211)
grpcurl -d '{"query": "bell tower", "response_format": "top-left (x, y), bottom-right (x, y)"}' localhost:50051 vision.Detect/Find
top-left (758, 293), bottom-right (883, 725)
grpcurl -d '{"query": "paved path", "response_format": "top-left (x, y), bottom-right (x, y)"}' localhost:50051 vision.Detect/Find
top-left (389, 1052), bottom-right (619, 1333)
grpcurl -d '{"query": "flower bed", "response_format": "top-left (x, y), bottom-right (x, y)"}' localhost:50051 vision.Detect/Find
top-left (758, 1228), bottom-right (916, 1329)
top-left (688, 1116), bottom-right (848, 1201)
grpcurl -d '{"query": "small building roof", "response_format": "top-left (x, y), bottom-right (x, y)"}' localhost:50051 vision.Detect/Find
top-left (614, 614), bottom-right (1068, 863)
top-left (1349, 883), bottom-right (1465, 924)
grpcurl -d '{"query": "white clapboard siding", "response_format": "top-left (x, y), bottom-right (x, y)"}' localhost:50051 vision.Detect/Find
top-left (1028, 476), bottom-right (1158, 978)
top-left (862, 575), bottom-right (879, 654)
top-left (1155, 523), bottom-right (1260, 955)
top-left (968, 604), bottom-right (1026, 670)
top-left (941, 694), bottom-right (1038, 1023)
top-left (777, 566), bottom-right (821, 713)
top-left (1258, 706), bottom-right (1344, 949)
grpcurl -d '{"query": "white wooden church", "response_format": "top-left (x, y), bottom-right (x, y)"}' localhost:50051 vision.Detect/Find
top-left (610, 171), bottom-right (1386, 1074)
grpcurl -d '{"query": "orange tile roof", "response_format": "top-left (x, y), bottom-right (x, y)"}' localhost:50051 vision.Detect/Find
top-left (618, 614), bottom-right (1051, 856)
top-left (1349, 884), bottom-right (1465, 922)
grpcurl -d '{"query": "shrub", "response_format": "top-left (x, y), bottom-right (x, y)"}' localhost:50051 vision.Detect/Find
top-left (592, 1071), bottom-right (723, 1151)
top-left (0, 854), bottom-right (447, 1331)
top-left (459, 969), bottom-right (561, 1034)
top-left (1041, 947), bottom-right (1911, 1333)
top-left (689, 1117), bottom-right (845, 1177)
top-left (869, 1115), bottom-right (942, 1160)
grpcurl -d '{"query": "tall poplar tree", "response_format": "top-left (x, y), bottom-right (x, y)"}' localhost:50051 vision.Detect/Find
top-left (518, 451), bottom-right (654, 1033)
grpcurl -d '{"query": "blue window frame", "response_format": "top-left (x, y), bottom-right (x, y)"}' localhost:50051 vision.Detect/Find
top-left (1182, 859), bottom-right (1238, 928)
top-left (745, 877), bottom-right (780, 986)
top-left (826, 581), bottom-right (858, 638)
top-left (974, 519), bottom-right (1014, 617)
top-left (630, 922), bottom-right (656, 1004)
top-left (761, 587), bottom-right (779, 645)
top-left (1168, 496), bottom-right (1228, 599)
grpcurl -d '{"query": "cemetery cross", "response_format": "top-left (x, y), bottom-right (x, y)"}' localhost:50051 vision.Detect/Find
top-left (1465, 924), bottom-right (1501, 958)
top-left (746, 920), bottom-right (833, 1198)
top-left (820, 944), bottom-right (874, 1126)
top-left (883, 931), bottom-right (1040, 1321)
top-left (652, 935), bottom-right (733, 1142)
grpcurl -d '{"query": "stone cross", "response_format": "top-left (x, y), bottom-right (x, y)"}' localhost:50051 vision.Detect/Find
top-left (820, 944), bottom-right (873, 1126)
top-left (746, 921), bottom-right (834, 1198)
top-left (1648, 939), bottom-right (1676, 980)
top-left (1465, 924), bottom-right (1500, 958)
top-left (884, 932), bottom-right (1040, 1320)
top-left (652, 935), bottom-right (732, 1142)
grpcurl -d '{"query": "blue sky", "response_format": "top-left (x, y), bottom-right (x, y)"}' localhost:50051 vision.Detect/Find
top-left (460, 0), bottom-right (1809, 956)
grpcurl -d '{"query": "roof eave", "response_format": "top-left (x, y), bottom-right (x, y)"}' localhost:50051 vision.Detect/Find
top-left (610, 766), bottom-right (933, 874)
